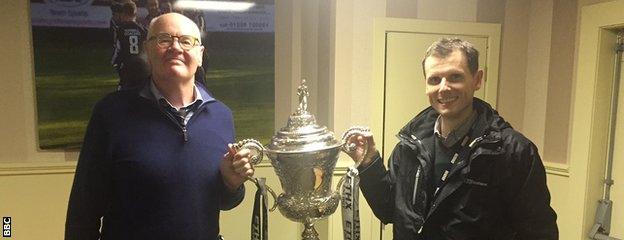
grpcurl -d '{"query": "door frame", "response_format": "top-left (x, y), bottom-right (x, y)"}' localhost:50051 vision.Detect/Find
top-left (371, 17), bottom-right (501, 158)
top-left (568, 1), bottom-right (624, 239)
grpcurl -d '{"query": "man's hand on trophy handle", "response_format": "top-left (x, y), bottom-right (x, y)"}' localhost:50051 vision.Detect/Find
top-left (237, 139), bottom-right (265, 166)
top-left (221, 144), bottom-right (255, 192)
top-left (351, 134), bottom-right (377, 167)
top-left (232, 147), bottom-right (254, 178)
top-left (343, 129), bottom-right (377, 167)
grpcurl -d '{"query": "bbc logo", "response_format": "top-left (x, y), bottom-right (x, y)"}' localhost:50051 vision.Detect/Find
top-left (2, 217), bottom-right (10, 237)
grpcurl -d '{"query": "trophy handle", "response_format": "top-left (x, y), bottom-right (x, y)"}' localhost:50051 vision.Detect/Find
top-left (233, 139), bottom-right (278, 212)
top-left (340, 126), bottom-right (372, 167)
top-left (336, 126), bottom-right (371, 193)
top-left (234, 139), bottom-right (265, 165)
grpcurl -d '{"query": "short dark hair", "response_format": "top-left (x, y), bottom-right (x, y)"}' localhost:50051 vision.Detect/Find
top-left (120, 1), bottom-right (137, 16)
top-left (421, 37), bottom-right (479, 77)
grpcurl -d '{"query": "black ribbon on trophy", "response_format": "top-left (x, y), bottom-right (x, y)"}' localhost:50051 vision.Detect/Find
top-left (233, 139), bottom-right (278, 240)
top-left (339, 126), bottom-right (370, 240)
top-left (231, 139), bottom-right (270, 240)
top-left (251, 177), bottom-right (269, 240)
top-left (341, 166), bottom-right (361, 240)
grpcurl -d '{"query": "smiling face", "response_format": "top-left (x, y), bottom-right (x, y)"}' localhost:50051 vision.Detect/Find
top-left (424, 50), bottom-right (483, 121)
top-left (145, 13), bottom-right (203, 84)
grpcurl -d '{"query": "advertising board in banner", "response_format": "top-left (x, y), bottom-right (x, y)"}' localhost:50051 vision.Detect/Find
top-left (31, 0), bottom-right (274, 32)
top-left (204, 4), bottom-right (274, 33)
top-left (31, 0), bottom-right (112, 28)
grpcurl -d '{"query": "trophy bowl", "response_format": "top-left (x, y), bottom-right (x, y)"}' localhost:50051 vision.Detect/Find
top-left (266, 116), bottom-right (342, 220)
top-left (267, 150), bottom-right (341, 223)
top-left (239, 79), bottom-right (369, 240)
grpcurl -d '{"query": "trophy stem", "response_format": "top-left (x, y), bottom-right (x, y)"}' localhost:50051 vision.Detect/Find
top-left (301, 221), bottom-right (319, 240)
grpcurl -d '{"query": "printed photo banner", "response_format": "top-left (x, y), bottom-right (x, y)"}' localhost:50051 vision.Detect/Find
top-left (30, 0), bottom-right (274, 32)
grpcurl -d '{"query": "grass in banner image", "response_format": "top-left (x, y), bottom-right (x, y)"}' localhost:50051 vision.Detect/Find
top-left (31, 0), bottom-right (275, 150)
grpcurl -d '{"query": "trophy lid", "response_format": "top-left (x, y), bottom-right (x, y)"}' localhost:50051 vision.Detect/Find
top-left (266, 79), bottom-right (342, 153)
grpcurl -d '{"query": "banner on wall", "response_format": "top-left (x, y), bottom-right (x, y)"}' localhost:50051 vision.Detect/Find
top-left (203, 4), bottom-right (274, 32)
top-left (30, 0), bottom-right (274, 32)
top-left (31, 0), bottom-right (112, 28)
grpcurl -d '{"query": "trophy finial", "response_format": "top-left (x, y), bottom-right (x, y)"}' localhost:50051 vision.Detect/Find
top-left (296, 78), bottom-right (309, 114)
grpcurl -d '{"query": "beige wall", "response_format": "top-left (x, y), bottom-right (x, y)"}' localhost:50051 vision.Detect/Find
top-left (498, 0), bottom-right (528, 131)
top-left (544, 0), bottom-right (577, 165)
top-left (0, 172), bottom-right (74, 239)
top-left (0, 2), bottom-right (76, 238)
top-left (0, 1), bottom-right (72, 164)
top-left (0, 0), bottom-right (32, 163)
top-left (1, 0), bottom-right (620, 239)
top-left (523, 0), bottom-right (553, 154)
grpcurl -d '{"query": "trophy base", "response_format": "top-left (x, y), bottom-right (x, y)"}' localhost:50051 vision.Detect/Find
top-left (302, 222), bottom-right (319, 240)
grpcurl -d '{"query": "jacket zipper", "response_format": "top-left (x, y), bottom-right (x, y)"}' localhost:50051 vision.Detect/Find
top-left (397, 133), bottom-right (433, 160)
top-left (412, 166), bottom-right (421, 205)
top-left (468, 135), bottom-right (485, 148)
top-left (444, 135), bottom-right (485, 179)
top-left (397, 133), bottom-right (431, 208)
top-left (182, 126), bottom-right (188, 142)
top-left (156, 104), bottom-right (205, 143)
top-left (397, 133), bottom-right (430, 236)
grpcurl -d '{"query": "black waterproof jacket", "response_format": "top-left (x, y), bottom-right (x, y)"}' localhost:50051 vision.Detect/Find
top-left (359, 98), bottom-right (558, 240)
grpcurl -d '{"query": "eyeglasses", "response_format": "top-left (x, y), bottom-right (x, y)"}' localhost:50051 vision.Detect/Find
top-left (148, 33), bottom-right (201, 50)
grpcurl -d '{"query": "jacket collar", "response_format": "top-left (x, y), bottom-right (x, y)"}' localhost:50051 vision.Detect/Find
top-left (398, 98), bottom-right (510, 144)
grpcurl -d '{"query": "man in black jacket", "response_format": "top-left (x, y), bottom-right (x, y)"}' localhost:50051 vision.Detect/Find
top-left (347, 38), bottom-right (558, 239)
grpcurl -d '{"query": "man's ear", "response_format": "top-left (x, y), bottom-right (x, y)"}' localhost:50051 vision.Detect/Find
top-left (143, 42), bottom-right (152, 65)
top-left (198, 45), bottom-right (205, 65)
top-left (474, 69), bottom-right (484, 90)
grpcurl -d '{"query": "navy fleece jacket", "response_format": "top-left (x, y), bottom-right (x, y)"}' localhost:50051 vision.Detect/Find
top-left (65, 84), bottom-right (244, 240)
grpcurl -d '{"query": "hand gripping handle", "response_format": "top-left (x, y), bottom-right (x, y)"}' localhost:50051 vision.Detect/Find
top-left (340, 126), bottom-right (372, 167)
top-left (234, 139), bottom-right (265, 166)
top-left (233, 139), bottom-right (278, 212)
top-left (336, 126), bottom-right (371, 192)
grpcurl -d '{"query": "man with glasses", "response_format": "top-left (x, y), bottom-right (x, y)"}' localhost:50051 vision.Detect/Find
top-left (65, 13), bottom-right (253, 240)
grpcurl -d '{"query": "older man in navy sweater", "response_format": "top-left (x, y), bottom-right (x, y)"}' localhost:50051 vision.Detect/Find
top-left (65, 13), bottom-right (254, 240)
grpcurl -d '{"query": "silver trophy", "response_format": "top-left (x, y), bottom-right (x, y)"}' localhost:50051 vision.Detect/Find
top-left (236, 79), bottom-right (369, 240)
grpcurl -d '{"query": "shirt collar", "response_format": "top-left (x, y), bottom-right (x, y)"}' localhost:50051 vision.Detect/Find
top-left (140, 79), bottom-right (215, 109)
top-left (152, 80), bottom-right (203, 110)
top-left (434, 110), bottom-right (477, 147)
